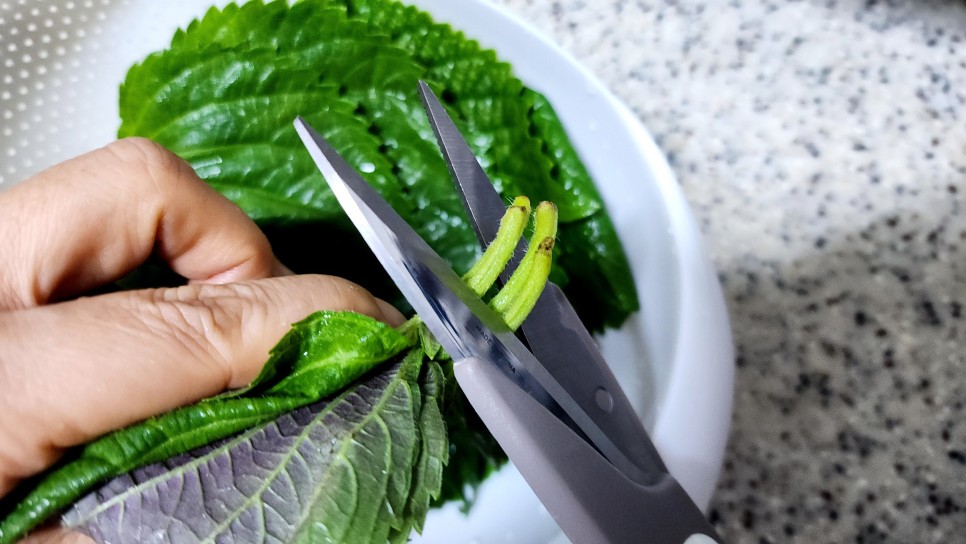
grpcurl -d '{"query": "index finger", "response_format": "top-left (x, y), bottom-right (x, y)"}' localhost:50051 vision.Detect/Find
top-left (0, 138), bottom-right (285, 310)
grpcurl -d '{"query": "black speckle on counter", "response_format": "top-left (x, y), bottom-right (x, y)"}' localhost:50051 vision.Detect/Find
top-left (919, 298), bottom-right (942, 326)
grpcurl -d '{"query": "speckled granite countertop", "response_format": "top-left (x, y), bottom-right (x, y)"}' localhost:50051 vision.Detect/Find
top-left (492, 0), bottom-right (966, 542)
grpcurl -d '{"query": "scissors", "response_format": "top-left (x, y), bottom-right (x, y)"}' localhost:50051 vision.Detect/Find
top-left (293, 81), bottom-right (722, 544)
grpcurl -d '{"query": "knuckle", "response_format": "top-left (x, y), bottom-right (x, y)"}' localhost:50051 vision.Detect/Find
top-left (138, 284), bottom-right (250, 388)
top-left (105, 137), bottom-right (175, 171)
top-left (125, 276), bottom-right (388, 395)
top-left (102, 137), bottom-right (194, 194)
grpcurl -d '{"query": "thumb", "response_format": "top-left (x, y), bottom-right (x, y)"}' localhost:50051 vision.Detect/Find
top-left (0, 274), bottom-right (405, 497)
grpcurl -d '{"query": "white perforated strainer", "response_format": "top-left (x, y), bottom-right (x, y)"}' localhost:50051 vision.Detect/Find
top-left (0, 0), bottom-right (115, 186)
top-left (0, 0), bottom-right (236, 188)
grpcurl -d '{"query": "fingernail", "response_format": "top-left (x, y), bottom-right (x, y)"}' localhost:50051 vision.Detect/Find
top-left (376, 299), bottom-right (406, 327)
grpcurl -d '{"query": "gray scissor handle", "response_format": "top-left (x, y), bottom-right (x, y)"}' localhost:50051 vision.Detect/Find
top-left (454, 356), bottom-right (722, 544)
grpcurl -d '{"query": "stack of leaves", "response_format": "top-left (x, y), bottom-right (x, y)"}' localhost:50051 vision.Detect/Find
top-left (0, 198), bottom-right (558, 543)
top-left (116, 0), bottom-right (638, 332)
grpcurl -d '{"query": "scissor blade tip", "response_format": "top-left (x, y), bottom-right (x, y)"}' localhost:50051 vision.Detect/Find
top-left (293, 117), bottom-right (311, 136)
top-left (418, 82), bottom-right (443, 108)
top-left (293, 118), bottom-right (326, 149)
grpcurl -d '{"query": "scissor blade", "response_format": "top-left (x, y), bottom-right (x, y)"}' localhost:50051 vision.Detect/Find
top-left (417, 81), bottom-right (509, 250)
top-left (294, 116), bottom-right (478, 362)
top-left (418, 82), bottom-right (669, 482)
top-left (456, 356), bottom-right (722, 544)
top-left (294, 116), bottom-right (646, 486)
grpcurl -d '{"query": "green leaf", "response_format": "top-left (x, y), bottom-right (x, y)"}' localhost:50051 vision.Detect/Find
top-left (61, 351), bottom-right (447, 544)
top-left (117, 0), bottom-right (638, 331)
top-left (0, 312), bottom-right (412, 544)
top-left (257, 311), bottom-right (413, 398)
top-left (398, 360), bottom-right (448, 536)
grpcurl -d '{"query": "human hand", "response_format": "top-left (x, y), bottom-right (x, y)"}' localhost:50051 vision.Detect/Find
top-left (0, 139), bottom-right (404, 543)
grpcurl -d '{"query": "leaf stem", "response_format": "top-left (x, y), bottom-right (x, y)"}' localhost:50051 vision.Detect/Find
top-left (500, 236), bottom-right (554, 330)
top-left (489, 201), bottom-right (558, 328)
top-left (461, 197), bottom-right (531, 297)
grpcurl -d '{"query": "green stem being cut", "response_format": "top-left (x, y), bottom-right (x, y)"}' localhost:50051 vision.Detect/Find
top-left (499, 236), bottom-right (554, 330)
top-left (404, 197), bottom-right (558, 353)
top-left (488, 201), bottom-right (558, 326)
top-left (461, 196), bottom-right (531, 297)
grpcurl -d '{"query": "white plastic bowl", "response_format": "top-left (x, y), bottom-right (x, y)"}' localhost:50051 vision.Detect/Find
top-left (0, 1), bottom-right (734, 542)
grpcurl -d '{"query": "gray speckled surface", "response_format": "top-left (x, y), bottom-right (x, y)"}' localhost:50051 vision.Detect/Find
top-left (492, 0), bottom-right (966, 542)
